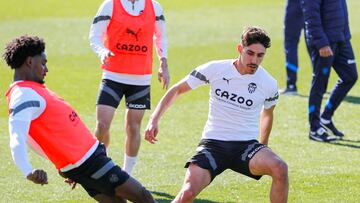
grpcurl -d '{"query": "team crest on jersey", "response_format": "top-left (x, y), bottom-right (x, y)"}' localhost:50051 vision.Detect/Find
top-left (248, 83), bottom-right (257, 94)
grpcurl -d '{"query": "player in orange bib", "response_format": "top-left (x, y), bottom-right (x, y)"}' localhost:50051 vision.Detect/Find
top-left (3, 35), bottom-right (155, 203)
top-left (89, 0), bottom-right (170, 175)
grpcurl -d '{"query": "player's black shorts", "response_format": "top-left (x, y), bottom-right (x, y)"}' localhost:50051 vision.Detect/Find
top-left (185, 139), bottom-right (267, 181)
top-left (96, 79), bottom-right (150, 110)
top-left (63, 144), bottom-right (130, 197)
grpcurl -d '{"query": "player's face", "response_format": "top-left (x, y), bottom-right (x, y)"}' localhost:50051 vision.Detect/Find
top-left (237, 43), bottom-right (266, 74)
top-left (30, 52), bottom-right (48, 84)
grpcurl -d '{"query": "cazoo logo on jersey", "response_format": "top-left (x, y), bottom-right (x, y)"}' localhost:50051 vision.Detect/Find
top-left (115, 28), bottom-right (148, 54)
top-left (115, 43), bottom-right (148, 54)
top-left (215, 89), bottom-right (254, 107)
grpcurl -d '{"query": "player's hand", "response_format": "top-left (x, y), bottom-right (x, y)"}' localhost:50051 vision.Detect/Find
top-left (319, 46), bottom-right (333, 57)
top-left (144, 119), bottom-right (159, 144)
top-left (64, 178), bottom-right (77, 190)
top-left (58, 170), bottom-right (77, 190)
top-left (27, 169), bottom-right (48, 185)
top-left (158, 58), bottom-right (170, 90)
top-left (100, 50), bottom-right (115, 64)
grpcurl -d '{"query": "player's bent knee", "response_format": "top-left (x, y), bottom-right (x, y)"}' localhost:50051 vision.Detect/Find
top-left (350, 73), bottom-right (358, 84)
top-left (271, 160), bottom-right (288, 181)
top-left (341, 72), bottom-right (358, 86)
top-left (96, 121), bottom-right (111, 132)
top-left (126, 122), bottom-right (141, 131)
top-left (179, 186), bottom-right (197, 202)
top-left (141, 187), bottom-right (155, 203)
top-left (125, 123), bottom-right (141, 137)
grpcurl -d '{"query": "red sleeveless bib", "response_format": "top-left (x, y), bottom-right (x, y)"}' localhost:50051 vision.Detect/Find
top-left (102, 0), bottom-right (156, 75)
top-left (6, 81), bottom-right (97, 169)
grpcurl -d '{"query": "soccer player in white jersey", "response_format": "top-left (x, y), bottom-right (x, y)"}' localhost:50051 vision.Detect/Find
top-left (89, 0), bottom-right (169, 175)
top-left (145, 26), bottom-right (288, 203)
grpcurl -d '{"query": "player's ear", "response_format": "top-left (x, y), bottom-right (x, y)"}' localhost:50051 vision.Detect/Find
top-left (24, 56), bottom-right (33, 69)
top-left (237, 44), bottom-right (243, 54)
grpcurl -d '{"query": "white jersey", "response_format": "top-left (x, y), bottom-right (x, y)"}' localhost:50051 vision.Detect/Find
top-left (185, 59), bottom-right (279, 141)
top-left (89, 0), bottom-right (167, 85)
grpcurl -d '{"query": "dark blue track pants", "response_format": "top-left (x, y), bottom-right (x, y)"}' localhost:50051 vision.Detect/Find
top-left (308, 40), bottom-right (357, 131)
top-left (284, 0), bottom-right (303, 87)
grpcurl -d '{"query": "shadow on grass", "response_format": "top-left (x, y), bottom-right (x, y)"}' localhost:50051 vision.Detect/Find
top-left (343, 95), bottom-right (360, 104)
top-left (290, 93), bottom-right (360, 105)
top-left (325, 138), bottom-right (360, 149)
top-left (152, 191), bottom-right (229, 203)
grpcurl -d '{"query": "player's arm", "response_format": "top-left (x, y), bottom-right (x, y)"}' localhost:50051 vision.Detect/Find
top-left (89, 0), bottom-right (114, 64)
top-left (145, 62), bottom-right (214, 143)
top-left (9, 119), bottom-right (33, 177)
top-left (302, 0), bottom-right (330, 53)
top-left (145, 79), bottom-right (192, 143)
top-left (10, 120), bottom-right (48, 185)
top-left (8, 88), bottom-right (48, 185)
top-left (153, 1), bottom-right (169, 89)
top-left (259, 105), bottom-right (275, 145)
top-left (261, 83), bottom-right (279, 145)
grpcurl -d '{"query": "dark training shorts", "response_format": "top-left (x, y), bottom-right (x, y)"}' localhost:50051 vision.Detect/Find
top-left (96, 79), bottom-right (150, 110)
top-left (185, 139), bottom-right (267, 181)
top-left (63, 144), bottom-right (130, 197)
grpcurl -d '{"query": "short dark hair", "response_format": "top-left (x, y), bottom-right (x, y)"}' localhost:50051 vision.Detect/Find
top-left (2, 35), bottom-right (45, 69)
top-left (241, 26), bottom-right (271, 49)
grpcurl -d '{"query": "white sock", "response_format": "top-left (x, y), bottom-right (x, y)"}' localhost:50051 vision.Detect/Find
top-left (123, 154), bottom-right (137, 175)
top-left (320, 117), bottom-right (331, 124)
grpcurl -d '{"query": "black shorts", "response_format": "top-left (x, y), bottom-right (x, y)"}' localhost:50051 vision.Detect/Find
top-left (96, 79), bottom-right (150, 109)
top-left (185, 139), bottom-right (266, 181)
top-left (63, 144), bottom-right (130, 197)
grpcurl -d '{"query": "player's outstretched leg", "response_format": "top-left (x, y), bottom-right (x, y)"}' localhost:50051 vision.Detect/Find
top-left (249, 147), bottom-right (288, 203)
top-left (94, 194), bottom-right (127, 203)
top-left (123, 109), bottom-right (145, 174)
top-left (172, 164), bottom-right (212, 203)
top-left (115, 176), bottom-right (156, 203)
top-left (95, 105), bottom-right (116, 147)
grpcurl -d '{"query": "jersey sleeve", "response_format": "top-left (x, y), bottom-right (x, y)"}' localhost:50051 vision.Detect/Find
top-left (153, 0), bottom-right (168, 59)
top-left (185, 62), bottom-right (217, 89)
top-left (89, 0), bottom-right (113, 57)
top-left (8, 87), bottom-right (46, 177)
top-left (263, 81), bottom-right (279, 109)
top-left (9, 120), bottom-right (33, 177)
